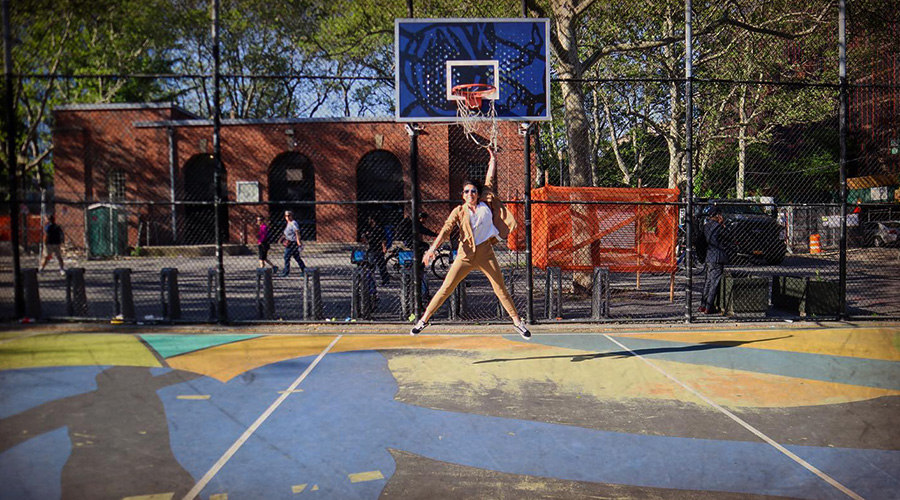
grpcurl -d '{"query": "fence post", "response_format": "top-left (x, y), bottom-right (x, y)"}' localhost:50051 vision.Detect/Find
top-left (303, 267), bottom-right (323, 320)
top-left (684, 0), bottom-right (695, 324)
top-left (112, 268), bottom-right (135, 321)
top-left (160, 268), bottom-right (181, 321)
top-left (837, 0), bottom-right (848, 319)
top-left (206, 267), bottom-right (218, 322)
top-left (22, 268), bottom-right (40, 319)
top-left (544, 266), bottom-right (562, 319)
top-left (65, 268), bottom-right (88, 317)
top-left (211, 0), bottom-right (228, 324)
top-left (591, 267), bottom-right (610, 320)
top-left (3, 0), bottom-right (24, 319)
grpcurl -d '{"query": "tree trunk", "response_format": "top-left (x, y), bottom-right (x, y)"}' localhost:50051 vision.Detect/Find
top-left (737, 85), bottom-right (748, 198)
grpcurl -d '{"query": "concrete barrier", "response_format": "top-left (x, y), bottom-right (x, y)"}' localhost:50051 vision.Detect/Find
top-left (302, 268), bottom-right (323, 320)
top-left (65, 268), bottom-right (89, 317)
top-left (160, 268), bottom-right (182, 320)
top-left (112, 268), bottom-right (135, 321)
top-left (255, 267), bottom-right (275, 320)
top-left (544, 267), bottom-right (562, 319)
top-left (22, 268), bottom-right (41, 319)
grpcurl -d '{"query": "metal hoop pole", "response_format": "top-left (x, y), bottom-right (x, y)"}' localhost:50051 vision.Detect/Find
top-left (523, 123), bottom-right (534, 324)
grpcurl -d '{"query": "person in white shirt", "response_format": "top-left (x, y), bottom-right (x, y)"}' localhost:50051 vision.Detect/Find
top-left (410, 148), bottom-right (530, 339)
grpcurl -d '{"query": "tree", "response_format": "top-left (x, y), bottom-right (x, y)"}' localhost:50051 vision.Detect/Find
top-left (3, 0), bottom-right (182, 194)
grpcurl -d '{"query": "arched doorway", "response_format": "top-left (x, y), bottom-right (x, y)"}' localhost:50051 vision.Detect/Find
top-left (268, 152), bottom-right (316, 241)
top-left (182, 154), bottom-right (228, 244)
top-left (356, 150), bottom-right (404, 242)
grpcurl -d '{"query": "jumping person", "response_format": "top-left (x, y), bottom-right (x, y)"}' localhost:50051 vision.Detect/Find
top-left (410, 148), bottom-right (530, 339)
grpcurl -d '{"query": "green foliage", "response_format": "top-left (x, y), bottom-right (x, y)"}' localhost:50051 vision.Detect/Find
top-left (3, 0), bottom-right (891, 204)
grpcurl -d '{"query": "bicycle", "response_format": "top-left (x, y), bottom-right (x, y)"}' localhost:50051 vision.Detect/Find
top-left (386, 244), bottom-right (454, 280)
top-left (429, 244), bottom-right (455, 280)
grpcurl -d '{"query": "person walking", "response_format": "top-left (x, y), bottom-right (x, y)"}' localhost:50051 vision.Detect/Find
top-left (410, 148), bottom-right (530, 339)
top-left (256, 216), bottom-right (278, 274)
top-left (699, 206), bottom-right (733, 314)
top-left (39, 214), bottom-right (66, 276)
top-left (280, 210), bottom-right (306, 277)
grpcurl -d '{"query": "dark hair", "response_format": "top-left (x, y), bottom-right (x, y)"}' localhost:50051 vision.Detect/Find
top-left (418, 212), bottom-right (428, 219)
top-left (706, 205), bottom-right (722, 216)
top-left (461, 180), bottom-right (481, 195)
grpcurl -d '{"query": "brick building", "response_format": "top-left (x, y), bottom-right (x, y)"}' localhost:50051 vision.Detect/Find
top-left (51, 103), bottom-right (527, 254)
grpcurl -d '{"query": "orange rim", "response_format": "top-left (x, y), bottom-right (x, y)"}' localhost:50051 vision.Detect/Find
top-left (451, 83), bottom-right (496, 109)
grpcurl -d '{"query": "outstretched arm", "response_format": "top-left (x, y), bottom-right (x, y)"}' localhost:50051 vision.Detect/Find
top-left (484, 147), bottom-right (497, 191)
top-left (423, 209), bottom-right (457, 266)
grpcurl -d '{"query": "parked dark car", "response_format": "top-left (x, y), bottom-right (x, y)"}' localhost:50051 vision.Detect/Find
top-left (693, 200), bottom-right (787, 265)
top-left (861, 220), bottom-right (900, 247)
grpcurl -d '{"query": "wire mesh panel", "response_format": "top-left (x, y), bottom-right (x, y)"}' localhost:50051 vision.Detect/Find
top-left (2, 0), bottom-right (898, 323)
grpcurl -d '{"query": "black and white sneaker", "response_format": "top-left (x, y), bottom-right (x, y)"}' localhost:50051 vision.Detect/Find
top-left (410, 320), bottom-right (429, 336)
top-left (514, 322), bottom-right (531, 340)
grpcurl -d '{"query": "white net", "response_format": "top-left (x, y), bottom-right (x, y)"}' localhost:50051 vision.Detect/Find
top-left (454, 92), bottom-right (498, 149)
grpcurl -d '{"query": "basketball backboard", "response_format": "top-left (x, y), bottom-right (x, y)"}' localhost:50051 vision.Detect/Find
top-left (395, 18), bottom-right (551, 122)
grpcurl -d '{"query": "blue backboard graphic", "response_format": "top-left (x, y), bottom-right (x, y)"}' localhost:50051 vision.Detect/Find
top-left (395, 19), bottom-right (551, 122)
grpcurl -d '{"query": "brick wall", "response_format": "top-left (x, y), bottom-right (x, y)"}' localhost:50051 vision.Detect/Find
top-left (51, 103), bottom-right (527, 251)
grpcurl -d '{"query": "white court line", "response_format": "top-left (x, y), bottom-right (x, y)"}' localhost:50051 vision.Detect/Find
top-left (181, 335), bottom-right (343, 500)
top-left (602, 334), bottom-right (864, 500)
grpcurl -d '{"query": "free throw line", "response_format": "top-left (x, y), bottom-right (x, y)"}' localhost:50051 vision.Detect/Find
top-left (603, 334), bottom-right (864, 500)
top-left (181, 335), bottom-right (343, 500)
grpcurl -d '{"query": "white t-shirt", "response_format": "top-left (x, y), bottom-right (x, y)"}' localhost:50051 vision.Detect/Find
top-left (469, 202), bottom-right (500, 246)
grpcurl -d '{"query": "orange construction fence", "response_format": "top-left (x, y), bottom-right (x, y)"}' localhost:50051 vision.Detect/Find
top-left (508, 186), bottom-right (680, 273)
top-left (0, 214), bottom-right (44, 243)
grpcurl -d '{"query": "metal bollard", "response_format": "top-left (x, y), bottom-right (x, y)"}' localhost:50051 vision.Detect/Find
top-left (496, 270), bottom-right (516, 318)
top-left (254, 267), bottom-right (275, 320)
top-left (351, 266), bottom-right (373, 320)
top-left (112, 268), bottom-right (135, 321)
top-left (302, 267), bottom-right (323, 320)
top-left (160, 268), bottom-right (182, 321)
top-left (544, 266), bottom-right (563, 319)
top-left (206, 268), bottom-right (218, 322)
top-left (399, 266), bottom-right (413, 319)
top-left (591, 267), bottom-right (610, 319)
top-left (22, 268), bottom-right (41, 319)
top-left (449, 278), bottom-right (467, 320)
top-left (65, 268), bottom-right (89, 316)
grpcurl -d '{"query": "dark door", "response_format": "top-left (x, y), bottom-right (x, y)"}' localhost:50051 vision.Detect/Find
top-left (268, 152), bottom-right (316, 241)
top-left (182, 155), bottom-right (228, 244)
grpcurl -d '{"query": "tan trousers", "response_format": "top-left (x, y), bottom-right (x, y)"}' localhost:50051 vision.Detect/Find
top-left (423, 240), bottom-right (518, 321)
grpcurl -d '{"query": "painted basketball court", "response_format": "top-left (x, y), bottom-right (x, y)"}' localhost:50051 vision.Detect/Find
top-left (1, 322), bottom-right (898, 499)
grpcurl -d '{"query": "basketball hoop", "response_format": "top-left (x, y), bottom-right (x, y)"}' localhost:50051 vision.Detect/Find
top-left (451, 83), bottom-right (496, 109)
top-left (451, 83), bottom-right (498, 149)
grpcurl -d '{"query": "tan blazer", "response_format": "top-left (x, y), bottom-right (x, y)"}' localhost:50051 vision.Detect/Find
top-left (436, 176), bottom-right (517, 260)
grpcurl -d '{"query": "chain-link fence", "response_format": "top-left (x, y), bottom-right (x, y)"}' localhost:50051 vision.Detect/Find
top-left (2, 0), bottom-right (898, 324)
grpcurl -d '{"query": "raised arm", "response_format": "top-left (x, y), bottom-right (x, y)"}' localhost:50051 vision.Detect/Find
top-left (484, 147), bottom-right (497, 191)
